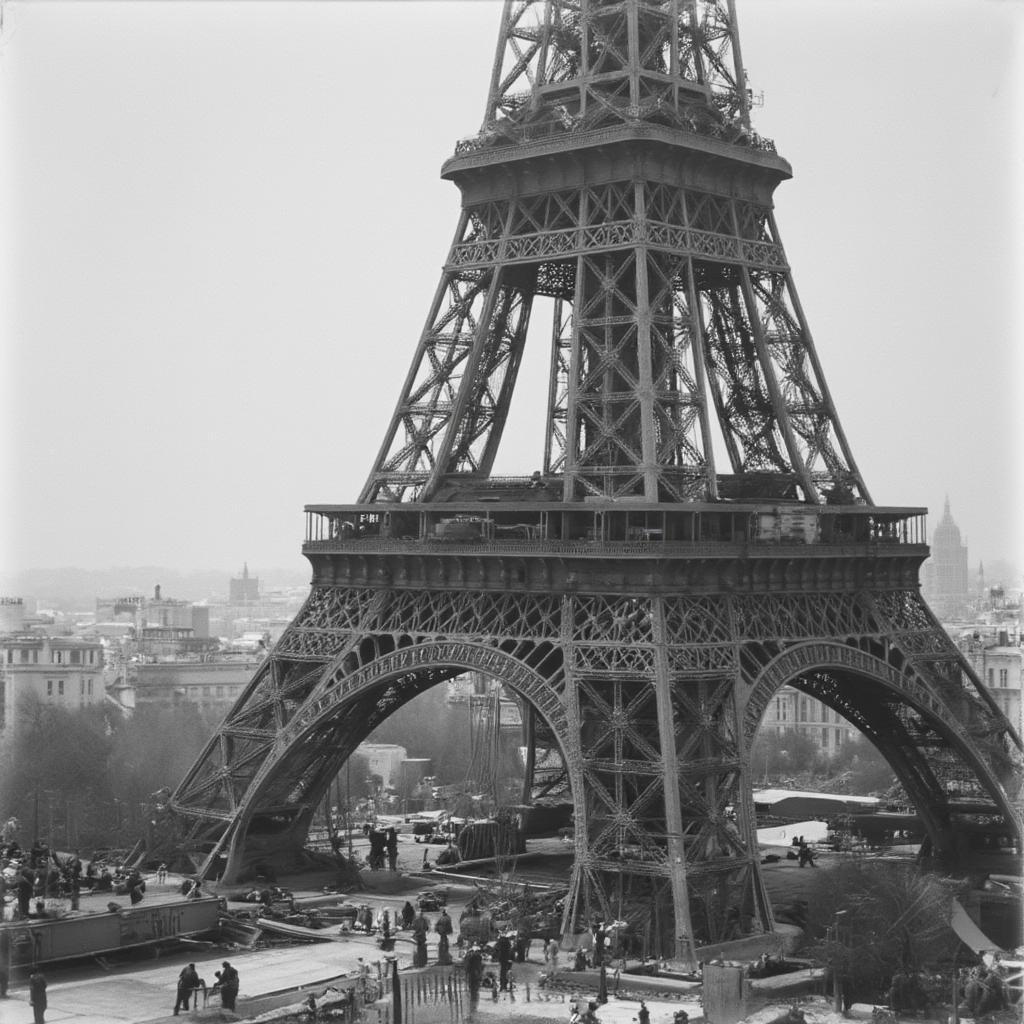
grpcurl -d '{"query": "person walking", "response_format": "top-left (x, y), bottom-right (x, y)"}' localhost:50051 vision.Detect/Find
top-left (29, 967), bottom-right (47, 1024)
top-left (174, 963), bottom-right (200, 1015)
top-left (218, 961), bottom-right (239, 1010)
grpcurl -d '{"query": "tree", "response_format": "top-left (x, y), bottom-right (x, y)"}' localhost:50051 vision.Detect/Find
top-left (801, 859), bottom-right (966, 1005)
top-left (751, 727), bottom-right (826, 784)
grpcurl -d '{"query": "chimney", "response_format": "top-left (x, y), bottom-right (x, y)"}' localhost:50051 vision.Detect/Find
top-left (154, 584), bottom-right (162, 601)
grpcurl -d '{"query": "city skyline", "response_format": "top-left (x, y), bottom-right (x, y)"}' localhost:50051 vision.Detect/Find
top-left (2, 0), bottom-right (1021, 573)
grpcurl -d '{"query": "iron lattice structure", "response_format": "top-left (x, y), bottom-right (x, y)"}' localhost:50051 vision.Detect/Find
top-left (166, 0), bottom-right (1022, 963)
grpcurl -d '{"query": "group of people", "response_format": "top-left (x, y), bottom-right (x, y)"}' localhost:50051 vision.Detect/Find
top-left (364, 826), bottom-right (400, 872)
top-left (173, 960), bottom-right (239, 1015)
top-left (0, 841), bottom-right (147, 921)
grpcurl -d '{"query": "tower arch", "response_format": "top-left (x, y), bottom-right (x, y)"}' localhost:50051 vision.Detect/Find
top-left (184, 638), bottom-right (579, 885)
top-left (744, 641), bottom-right (1022, 865)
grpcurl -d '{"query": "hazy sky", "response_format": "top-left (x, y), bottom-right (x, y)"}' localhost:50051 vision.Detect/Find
top-left (2, 0), bottom-right (1021, 577)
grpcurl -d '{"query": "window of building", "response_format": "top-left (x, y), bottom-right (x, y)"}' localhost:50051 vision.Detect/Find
top-left (32, 650), bottom-right (38, 663)
top-left (988, 668), bottom-right (995, 685)
top-left (821, 727), bottom-right (828, 746)
top-left (58, 680), bottom-right (65, 696)
top-left (20, 649), bottom-right (29, 663)
top-left (999, 669), bottom-right (1008, 686)
top-left (835, 729), bottom-right (842, 746)
top-left (202, 687), bottom-right (212, 696)
top-left (47, 680), bottom-right (54, 696)
top-left (87, 679), bottom-right (93, 695)
top-left (80, 679), bottom-right (85, 696)
top-left (215, 686), bottom-right (225, 697)
top-left (4, 650), bottom-right (10, 664)
top-left (70, 650), bottom-right (81, 664)
top-left (799, 698), bottom-right (808, 722)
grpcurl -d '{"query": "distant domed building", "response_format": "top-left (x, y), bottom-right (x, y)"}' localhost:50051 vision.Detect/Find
top-left (923, 497), bottom-right (969, 619)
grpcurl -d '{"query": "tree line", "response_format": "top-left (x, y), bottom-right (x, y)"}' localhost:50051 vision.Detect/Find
top-left (0, 696), bottom-right (221, 853)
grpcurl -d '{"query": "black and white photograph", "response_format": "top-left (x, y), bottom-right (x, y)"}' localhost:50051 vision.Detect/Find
top-left (1, 2), bottom-right (1021, 1022)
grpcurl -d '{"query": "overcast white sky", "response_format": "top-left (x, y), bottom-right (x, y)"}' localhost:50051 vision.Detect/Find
top-left (1, 0), bottom-right (1021, 577)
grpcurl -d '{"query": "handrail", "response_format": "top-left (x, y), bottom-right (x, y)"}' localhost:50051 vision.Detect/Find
top-left (302, 537), bottom-right (926, 558)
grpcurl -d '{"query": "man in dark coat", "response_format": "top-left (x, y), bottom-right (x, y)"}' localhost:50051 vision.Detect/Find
top-left (435, 909), bottom-right (454, 965)
top-left (17, 869), bottom-right (33, 918)
top-left (174, 963), bottom-right (200, 1015)
top-left (0, 924), bottom-right (11, 998)
top-left (29, 967), bottom-right (47, 1024)
top-left (464, 945), bottom-right (484, 1007)
top-left (218, 961), bottom-right (240, 1010)
top-left (493, 932), bottom-right (514, 991)
top-left (411, 911), bottom-right (431, 967)
top-left (400, 900), bottom-right (416, 930)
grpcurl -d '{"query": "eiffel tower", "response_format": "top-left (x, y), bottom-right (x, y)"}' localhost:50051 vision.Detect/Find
top-left (167, 0), bottom-right (1022, 961)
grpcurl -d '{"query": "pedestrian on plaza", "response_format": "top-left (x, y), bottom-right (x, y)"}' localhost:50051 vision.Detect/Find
top-left (385, 828), bottom-right (399, 872)
top-left (435, 908), bottom-right (454, 966)
top-left (0, 924), bottom-right (11, 997)
top-left (29, 967), bottom-right (47, 1024)
top-left (544, 937), bottom-right (560, 977)
top-left (638, 999), bottom-right (651, 1024)
top-left (400, 900), bottom-right (415, 930)
top-left (797, 842), bottom-right (816, 868)
top-left (218, 961), bottom-right (240, 1010)
top-left (494, 931), bottom-right (514, 991)
top-left (174, 962), bottom-right (200, 1015)
top-left (411, 911), bottom-right (431, 967)
top-left (592, 920), bottom-right (606, 966)
top-left (157, 863), bottom-right (168, 884)
top-left (465, 944), bottom-right (485, 1007)
top-left (16, 869), bottom-right (33, 918)
top-left (357, 956), bottom-right (372, 998)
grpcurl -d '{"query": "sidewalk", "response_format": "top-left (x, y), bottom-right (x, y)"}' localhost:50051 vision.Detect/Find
top-left (2, 929), bottom-right (391, 1024)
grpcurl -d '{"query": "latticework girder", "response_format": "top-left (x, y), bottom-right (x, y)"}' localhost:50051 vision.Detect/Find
top-left (167, 563), bottom-right (1023, 959)
top-left (159, 0), bottom-right (1023, 965)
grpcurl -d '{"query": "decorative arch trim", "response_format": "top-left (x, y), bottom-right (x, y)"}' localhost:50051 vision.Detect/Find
top-left (744, 641), bottom-right (966, 747)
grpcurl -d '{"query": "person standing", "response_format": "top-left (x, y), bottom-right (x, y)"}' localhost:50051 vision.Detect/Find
top-left (0, 925), bottom-right (11, 998)
top-left (411, 911), bottom-right (431, 967)
top-left (174, 963), bottom-right (199, 1015)
top-left (435, 909), bottom-right (453, 966)
top-left (464, 944), bottom-right (484, 1007)
top-left (400, 900), bottom-right (415, 930)
top-left (494, 932), bottom-right (514, 991)
top-left (218, 961), bottom-right (239, 1010)
top-left (385, 828), bottom-right (399, 872)
top-left (17, 869), bottom-right (33, 918)
top-left (544, 937), bottom-right (560, 978)
top-left (29, 967), bottom-right (47, 1024)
